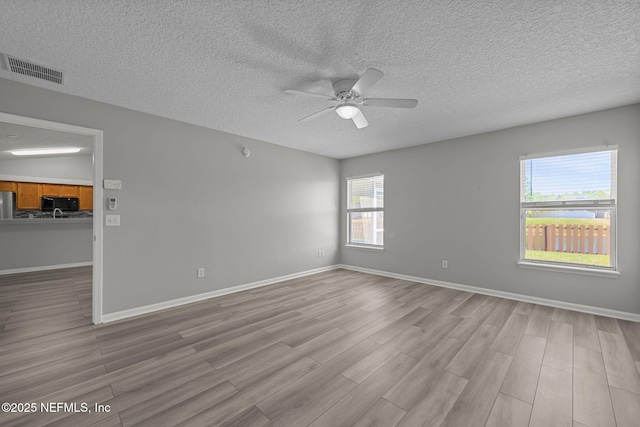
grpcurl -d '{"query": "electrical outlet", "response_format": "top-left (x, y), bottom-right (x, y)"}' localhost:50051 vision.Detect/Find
top-left (442, 260), bottom-right (448, 269)
top-left (105, 215), bottom-right (120, 226)
top-left (197, 268), bottom-right (205, 278)
top-left (318, 250), bottom-right (325, 257)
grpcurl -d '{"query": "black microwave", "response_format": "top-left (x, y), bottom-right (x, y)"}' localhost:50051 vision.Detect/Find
top-left (41, 197), bottom-right (79, 212)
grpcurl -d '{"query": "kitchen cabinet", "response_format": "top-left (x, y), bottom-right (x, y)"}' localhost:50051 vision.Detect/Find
top-left (0, 181), bottom-right (17, 192)
top-left (6, 181), bottom-right (93, 211)
top-left (59, 185), bottom-right (78, 197)
top-left (40, 184), bottom-right (83, 196)
top-left (41, 184), bottom-right (60, 196)
top-left (16, 182), bottom-right (41, 210)
top-left (79, 186), bottom-right (93, 210)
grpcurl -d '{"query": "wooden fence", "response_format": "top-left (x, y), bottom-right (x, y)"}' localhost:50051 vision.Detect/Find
top-left (526, 224), bottom-right (609, 255)
top-left (351, 218), bottom-right (372, 242)
top-left (351, 217), bottom-right (384, 244)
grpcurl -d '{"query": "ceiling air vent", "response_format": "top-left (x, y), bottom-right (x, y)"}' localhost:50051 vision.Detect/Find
top-left (2, 54), bottom-right (64, 84)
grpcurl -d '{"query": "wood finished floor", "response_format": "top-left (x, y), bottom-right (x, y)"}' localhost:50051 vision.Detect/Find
top-left (1, 267), bottom-right (640, 426)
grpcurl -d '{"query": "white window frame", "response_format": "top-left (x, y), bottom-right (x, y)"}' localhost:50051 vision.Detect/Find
top-left (346, 173), bottom-right (384, 250)
top-left (517, 146), bottom-right (619, 278)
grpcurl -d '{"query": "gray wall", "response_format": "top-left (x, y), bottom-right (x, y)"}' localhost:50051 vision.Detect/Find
top-left (0, 222), bottom-right (92, 270)
top-left (0, 78), bottom-right (340, 314)
top-left (341, 104), bottom-right (640, 314)
top-left (0, 155), bottom-right (94, 182)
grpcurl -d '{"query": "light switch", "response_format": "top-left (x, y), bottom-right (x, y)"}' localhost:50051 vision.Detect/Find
top-left (106, 215), bottom-right (120, 226)
top-left (104, 179), bottom-right (122, 190)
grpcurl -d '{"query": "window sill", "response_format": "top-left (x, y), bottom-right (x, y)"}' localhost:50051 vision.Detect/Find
top-left (517, 261), bottom-right (620, 278)
top-left (345, 244), bottom-right (385, 252)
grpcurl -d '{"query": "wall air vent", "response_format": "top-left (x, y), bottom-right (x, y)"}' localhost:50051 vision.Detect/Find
top-left (2, 54), bottom-right (64, 84)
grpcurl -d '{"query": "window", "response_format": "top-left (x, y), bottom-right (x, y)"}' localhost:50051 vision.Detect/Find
top-left (519, 147), bottom-right (617, 272)
top-left (347, 174), bottom-right (384, 248)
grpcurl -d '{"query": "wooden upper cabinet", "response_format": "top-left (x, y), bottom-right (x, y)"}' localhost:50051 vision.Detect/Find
top-left (79, 186), bottom-right (93, 210)
top-left (39, 184), bottom-right (83, 198)
top-left (16, 182), bottom-right (41, 210)
top-left (8, 181), bottom-right (92, 211)
top-left (41, 183), bottom-right (60, 196)
top-left (0, 181), bottom-right (17, 192)
top-left (59, 185), bottom-right (78, 197)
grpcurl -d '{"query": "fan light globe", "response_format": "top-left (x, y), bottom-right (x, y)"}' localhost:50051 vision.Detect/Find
top-left (335, 103), bottom-right (360, 119)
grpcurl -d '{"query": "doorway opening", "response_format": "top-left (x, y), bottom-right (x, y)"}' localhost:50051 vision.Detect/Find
top-left (0, 112), bottom-right (104, 324)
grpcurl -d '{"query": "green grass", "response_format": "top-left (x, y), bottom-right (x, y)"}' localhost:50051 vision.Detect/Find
top-left (525, 250), bottom-right (610, 267)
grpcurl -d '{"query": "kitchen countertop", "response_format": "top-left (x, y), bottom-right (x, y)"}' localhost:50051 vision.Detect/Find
top-left (0, 217), bottom-right (93, 224)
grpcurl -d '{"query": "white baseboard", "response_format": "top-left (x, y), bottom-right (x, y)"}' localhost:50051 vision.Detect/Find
top-left (338, 264), bottom-right (640, 323)
top-left (0, 262), bottom-right (93, 276)
top-left (101, 265), bottom-right (341, 323)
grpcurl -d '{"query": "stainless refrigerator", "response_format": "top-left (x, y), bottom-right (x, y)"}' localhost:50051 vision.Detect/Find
top-left (0, 191), bottom-right (16, 219)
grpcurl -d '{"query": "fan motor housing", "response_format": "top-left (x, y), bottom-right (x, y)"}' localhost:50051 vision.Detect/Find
top-left (333, 79), bottom-right (358, 99)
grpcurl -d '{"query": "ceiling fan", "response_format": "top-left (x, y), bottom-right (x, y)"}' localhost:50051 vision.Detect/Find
top-left (284, 68), bottom-right (418, 129)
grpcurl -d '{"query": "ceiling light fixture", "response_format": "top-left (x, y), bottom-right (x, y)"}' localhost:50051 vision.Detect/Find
top-left (10, 147), bottom-right (82, 156)
top-left (335, 103), bottom-right (360, 119)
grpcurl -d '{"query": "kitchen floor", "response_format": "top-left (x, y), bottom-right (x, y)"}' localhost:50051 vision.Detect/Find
top-left (1, 267), bottom-right (640, 426)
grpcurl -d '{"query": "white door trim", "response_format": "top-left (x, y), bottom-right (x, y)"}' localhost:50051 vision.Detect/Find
top-left (0, 112), bottom-right (104, 324)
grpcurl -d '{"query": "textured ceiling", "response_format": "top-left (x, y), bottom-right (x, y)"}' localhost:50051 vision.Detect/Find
top-left (0, 1), bottom-right (638, 159)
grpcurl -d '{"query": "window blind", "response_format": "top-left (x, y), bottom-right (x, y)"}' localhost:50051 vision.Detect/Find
top-left (347, 175), bottom-right (384, 210)
top-left (522, 149), bottom-right (616, 204)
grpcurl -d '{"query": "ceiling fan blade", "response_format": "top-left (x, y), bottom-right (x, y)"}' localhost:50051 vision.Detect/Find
top-left (352, 110), bottom-right (369, 129)
top-left (350, 68), bottom-right (384, 95)
top-left (299, 106), bottom-right (335, 122)
top-left (364, 98), bottom-right (418, 108)
top-left (284, 89), bottom-right (336, 101)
